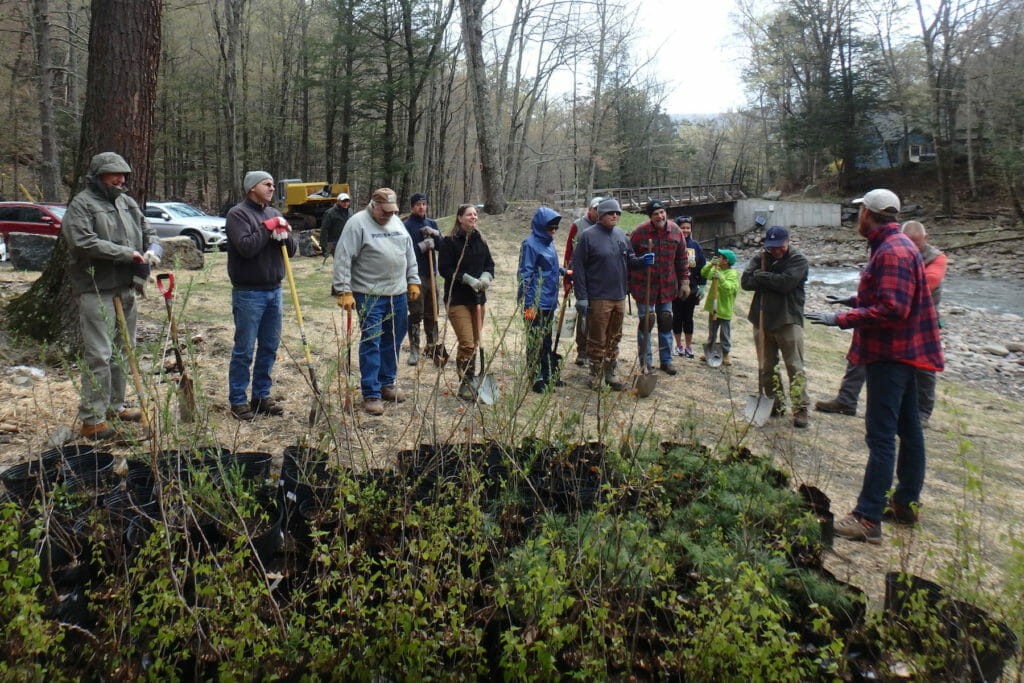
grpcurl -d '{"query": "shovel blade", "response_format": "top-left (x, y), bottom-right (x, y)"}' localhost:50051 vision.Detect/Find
top-left (703, 342), bottom-right (724, 368)
top-left (473, 373), bottom-right (499, 404)
top-left (744, 393), bottom-right (774, 426)
top-left (634, 371), bottom-right (657, 398)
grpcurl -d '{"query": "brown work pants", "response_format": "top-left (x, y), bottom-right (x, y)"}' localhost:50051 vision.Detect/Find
top-left (448, 304), bottom-right (481, 375)
top-left (753, 322), bottom-right (808, 412)
top-left (586, 298), bottom-right (625, 364)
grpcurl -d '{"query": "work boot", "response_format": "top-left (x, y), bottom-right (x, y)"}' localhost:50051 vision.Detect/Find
top-left (407, 330), bottom-right (420, 365)
top-left (882, 499), bottom-right (920, 525)
top-left (250, 397), bottom-right (284, 416)
top-left (363, 398), bottom-right (385, 416)
top-left (231, 403), bottom-right (257, 421)
top-left (814, 398), bottom-right (856, 416)
top-left (81, 421), bottom-right (115, 440)
top-left (457, 373), bottom-right (476, 401)
top-left (603, 361), bottom-right (625, 392)
top-left (588, 363), bottom-right (603, 390)
top-left (381, 385), bottom-right (405, 403)
top-left (722, 353), bottom-right (732, 366)
top-left (575, 355), bottom-right (587, 367)
top-left (660, 363), bottom-right (677, 376)
top-left (793, 409), bottom-right (809, 429)
top-left (108, 407), bottom-right (143, 422)
top-left (407, 348), bottom-right (420, 366)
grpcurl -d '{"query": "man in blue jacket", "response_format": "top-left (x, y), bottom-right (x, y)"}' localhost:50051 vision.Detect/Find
top-left (518, 206), bottom-right (563, 392)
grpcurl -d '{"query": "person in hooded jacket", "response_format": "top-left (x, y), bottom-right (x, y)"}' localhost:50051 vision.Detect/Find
top-left (438, 204), bottom-right (495, 399)
top-left (64, 152), bottom-right (162, 440)
top-left (518, 206), bottom-right (564, 393)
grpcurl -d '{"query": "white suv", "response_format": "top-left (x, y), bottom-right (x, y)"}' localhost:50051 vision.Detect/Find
top-left (143, 202), bottom-right (227, 252)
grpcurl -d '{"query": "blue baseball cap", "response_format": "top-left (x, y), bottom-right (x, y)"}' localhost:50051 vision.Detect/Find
top-left (764, 225), bottom-right (789, 247)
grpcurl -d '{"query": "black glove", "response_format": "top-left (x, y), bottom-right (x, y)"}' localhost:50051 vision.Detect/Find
top-left (825, 294), bottom-right (855, 307)
top-left (805, 311), bottom-right (839, 326)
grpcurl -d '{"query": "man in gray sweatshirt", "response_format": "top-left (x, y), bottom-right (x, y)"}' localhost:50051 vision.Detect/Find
top-left (334, 188), bottom-right (421, 415)
top-left (571, 198), bottom-right (652, 390)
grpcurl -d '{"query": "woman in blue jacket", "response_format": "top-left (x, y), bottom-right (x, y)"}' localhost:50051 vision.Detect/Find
top-left (518, 206), bottom-right (563, 392)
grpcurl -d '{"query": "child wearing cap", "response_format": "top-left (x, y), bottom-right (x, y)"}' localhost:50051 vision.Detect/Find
top-left (700, 249), bottom-right (739, 365)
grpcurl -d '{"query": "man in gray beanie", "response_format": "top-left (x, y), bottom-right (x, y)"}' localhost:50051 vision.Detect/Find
top-left (63, 152), bottom-right (162, 440)
top-left (225, 170), bottom-right (297, 420)
top-left (571, 198), bottom-right (652, 390)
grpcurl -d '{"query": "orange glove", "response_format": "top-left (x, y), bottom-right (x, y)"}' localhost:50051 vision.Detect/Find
top-left (336, 292), bottom-right (355, 310)
top-left (523, 307), bottom-right (537, 321)
top-left (408, 283), bottom-right (421, 301)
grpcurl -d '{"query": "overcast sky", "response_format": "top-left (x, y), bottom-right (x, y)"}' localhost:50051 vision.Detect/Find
top-left (633, 0), bottom-right (748, 116)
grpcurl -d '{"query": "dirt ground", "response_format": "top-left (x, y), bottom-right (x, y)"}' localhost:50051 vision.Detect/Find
top-left (2, 204), bottom-right (1023, 614)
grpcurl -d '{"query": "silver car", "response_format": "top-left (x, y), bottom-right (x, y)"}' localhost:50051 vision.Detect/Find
top-left (143, 202), bottom-right (227, 252)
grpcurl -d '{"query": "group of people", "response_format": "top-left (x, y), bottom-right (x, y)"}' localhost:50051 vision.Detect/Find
top-left (65, 162), bottom-right (942, 547)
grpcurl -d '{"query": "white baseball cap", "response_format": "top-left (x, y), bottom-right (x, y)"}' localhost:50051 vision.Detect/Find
top-left (852, 189), bottom-right (900, 217)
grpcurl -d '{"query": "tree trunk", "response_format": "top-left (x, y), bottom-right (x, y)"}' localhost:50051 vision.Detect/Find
top-left (458, 0), bottom-right (506, 213)
top-left (32, 0), bottom-right (62, 201)
top-left (6, 0), bottom-right (161, 349)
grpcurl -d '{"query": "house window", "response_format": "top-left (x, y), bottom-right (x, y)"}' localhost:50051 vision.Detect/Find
top-left (909, 144), bottom-right (936, 163)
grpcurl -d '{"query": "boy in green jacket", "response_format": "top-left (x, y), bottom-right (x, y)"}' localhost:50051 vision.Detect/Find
top-left (700, 249), bottom-right (739, 366)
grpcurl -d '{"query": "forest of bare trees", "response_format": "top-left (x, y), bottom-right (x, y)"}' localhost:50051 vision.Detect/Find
top-left (1, 0), bottom-right (1022, 218)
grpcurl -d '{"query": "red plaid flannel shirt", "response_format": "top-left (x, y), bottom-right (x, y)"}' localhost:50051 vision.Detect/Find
top-left (838, 223), bottom-right (944, 371)
top-left (627, 220), bottom-right (689, 304)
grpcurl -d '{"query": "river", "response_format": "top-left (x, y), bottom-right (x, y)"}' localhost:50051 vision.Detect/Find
top-left (808, 268), bottom-right (1024, 318)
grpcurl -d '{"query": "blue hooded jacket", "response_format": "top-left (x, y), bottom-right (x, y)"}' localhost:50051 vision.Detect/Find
top-left (517, 206), bottom-right (561, 310)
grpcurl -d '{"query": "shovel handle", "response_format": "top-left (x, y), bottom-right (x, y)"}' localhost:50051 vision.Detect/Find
top-left (156, 272), bottom-right (175, 300)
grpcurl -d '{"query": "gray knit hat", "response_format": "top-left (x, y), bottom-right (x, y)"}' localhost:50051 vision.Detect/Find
top-left (597, 198), bottom-right (622, 217)
top-left (243, 170), bottom-right (273, 193)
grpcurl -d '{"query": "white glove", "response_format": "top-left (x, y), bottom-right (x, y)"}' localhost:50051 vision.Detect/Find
top-left (270, 222), bottom-right (291, 242)
top-left (479, 272), bottom-right (493, 290)
top-left (143, 249), bottom-right (161, 267)
top-left (418, 237), bottom-right (435, 253)
top-left (461, 273), bottom-right (482, 291)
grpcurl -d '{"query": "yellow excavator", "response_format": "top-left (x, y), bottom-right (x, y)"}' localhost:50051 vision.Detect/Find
top-left (275, 179), bottom-right (350, 231)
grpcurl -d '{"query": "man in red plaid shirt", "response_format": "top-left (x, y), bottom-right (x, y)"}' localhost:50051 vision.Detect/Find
top-left (628, 202), bottom-right (690, 375)
top-left (806, 188), bottom-right (944, 544)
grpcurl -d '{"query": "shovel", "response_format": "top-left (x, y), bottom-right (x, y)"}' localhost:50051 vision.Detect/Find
top-left (281, 244), bottom-right (322, 425)
top-left (634, 239), bottom-right (658, 398)
top-left (702, 277), bottom-right (724, 368)
top-left (425, 249), bottom-right (449, 367)
top-left (155, 273), bottom-right (196, 422)
top-left (551, 272), bottom-right (573, 368)
top-left (744, 251), bottom-right (775, 426)
top-left (469, 297), bottom-right (499, 404)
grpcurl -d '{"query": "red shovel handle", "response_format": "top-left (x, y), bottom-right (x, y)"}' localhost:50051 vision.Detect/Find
top-left (156, 272), bottom-right (175, 300)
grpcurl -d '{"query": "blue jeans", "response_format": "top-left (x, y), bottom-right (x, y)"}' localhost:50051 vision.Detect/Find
top-left (355, 293), bottom-right (408, 399)
top-left (855, 362), bottom-right (926, 523)
top-left (636, 302), bottom-right (674, 367)
top-left (229, 288), bottom-right (282, 406)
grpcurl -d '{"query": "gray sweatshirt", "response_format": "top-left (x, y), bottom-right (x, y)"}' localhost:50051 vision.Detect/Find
top-left (333, 208), bottom-right (420, 295)
top-left (571, 223), bottom-right (641, 301)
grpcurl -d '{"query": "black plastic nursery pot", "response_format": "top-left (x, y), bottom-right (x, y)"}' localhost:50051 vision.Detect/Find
top-left (884, 572), bottom-right (1019, 681)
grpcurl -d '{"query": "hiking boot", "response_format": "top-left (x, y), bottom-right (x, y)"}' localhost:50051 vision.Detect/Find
top-left (834, 513), bottom-right (882, 545)
top-left (407, 348), bottom-right (420, 366)
top-left (532, 379), bottom-right (548, 393)
top-left (588, 364), bottom-right (604, 390)
top-left (231, 403), bottom-right (257, 421)
top-left (660, 363), bottom-right (677, 376)
top-left (814, 398), bottom-right (856, 416)
top-left (108, 407), bottom-right (143, 422)
top-left (250, 397), bottom-right (284, 416)
top-left (683, 347), bottom-right (694, 359)
top-left (883, 499), bottom-right (920, 525)
top-left (603, 362), bottom-right (625, 391)
top-left (363, 398), bottom-right (385, 415)
top-left (81, 421), bottom-right (115, 440)
top-left (381, 385), bottom-right (405, 403)
top-left (793, 409), bottom-right (809, 429)
top-left (575, 356), bottom-right (587, 367)
top-left (722, 352), bottom-right (732, 366)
